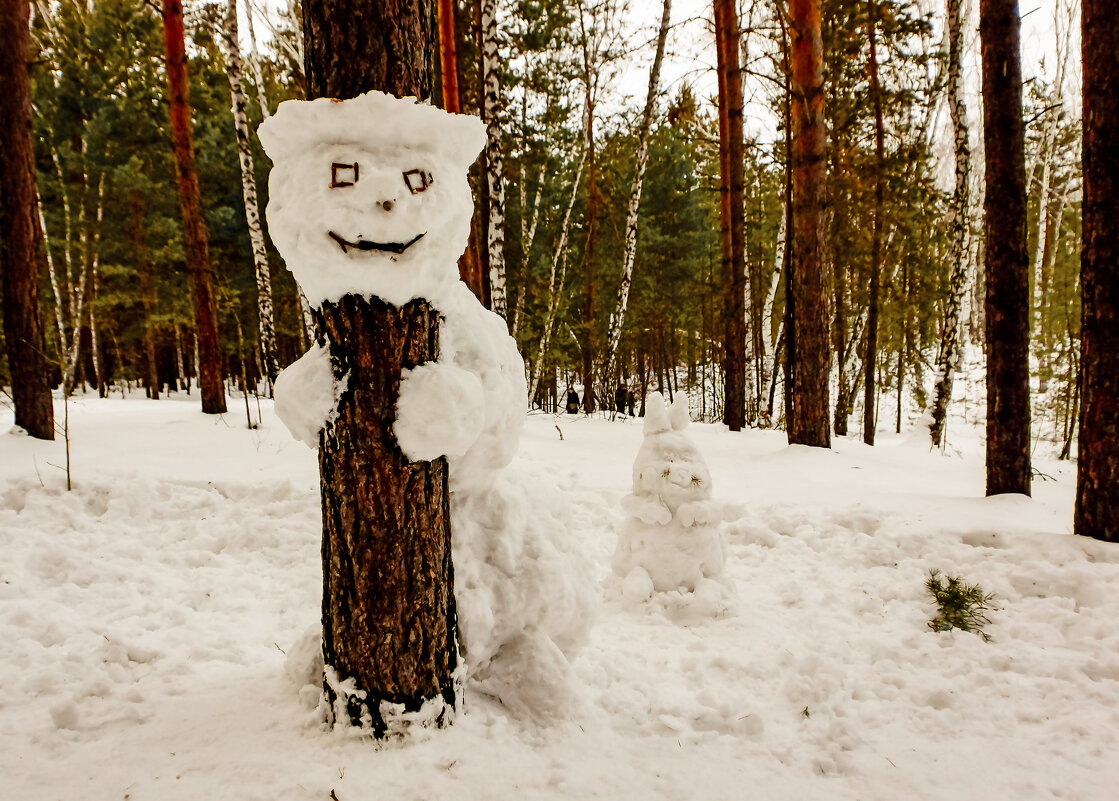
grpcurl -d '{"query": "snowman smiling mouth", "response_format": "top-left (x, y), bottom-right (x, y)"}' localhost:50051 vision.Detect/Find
top-left (327, 230), bottom-right (426, 255)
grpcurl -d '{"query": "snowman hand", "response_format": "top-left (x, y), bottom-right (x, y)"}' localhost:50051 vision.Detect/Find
top-left (394, 361), bottom-right (485, 462)
top-left (274, 343), bottom-right (346, 447)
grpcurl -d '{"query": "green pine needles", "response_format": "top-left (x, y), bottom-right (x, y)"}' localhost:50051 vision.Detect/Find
top-left (926, 570), bottom-right (997, 642)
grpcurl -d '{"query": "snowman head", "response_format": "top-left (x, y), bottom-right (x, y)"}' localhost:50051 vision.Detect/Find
top-left (258, 91), bottom-right (486, 308)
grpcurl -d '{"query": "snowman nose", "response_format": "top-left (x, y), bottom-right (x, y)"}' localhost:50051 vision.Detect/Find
top-left (380, 199), bottom-right (395, 212)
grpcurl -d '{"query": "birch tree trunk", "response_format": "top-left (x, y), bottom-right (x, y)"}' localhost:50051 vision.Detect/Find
top-left (528, 149), bottom-right (586, 404)
top-left (223, 0), bottom-right (279, 393)
top-left (929, 0), bottom-right (971, 448)
top-left (481, 0), bottom-right (507, 319)
top-left (601, 0), bottom-right (671, 390)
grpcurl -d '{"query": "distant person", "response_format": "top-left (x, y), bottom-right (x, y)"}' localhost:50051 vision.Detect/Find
top-left (626, 388), bottom-right (636, 417)
top-left (614, 381), bottom-right (628, 416)
top-left (565, 388), bottom-right (580, 414)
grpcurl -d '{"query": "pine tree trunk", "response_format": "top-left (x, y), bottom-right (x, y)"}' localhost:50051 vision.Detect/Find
top-left (863, 0), bottom-right (885, 446)
top-left (576, 6), bottom-right (599, 414)
top-left (302, 0), bottom-right (459, 735)
top-left (0, 0), bottom-right (54, 439)
top-left (163, 0), bottom-right (227, 414)
top-left (602, 0), bottom-right (671, 390)
top-left (979, 0), bottom-right (1031, 495)
top-left (223, 0), bottom-right (280, 394)
top-left (1076, 0), bottom-right (1119, 540)
top-left (929, 0), bottom-right (972, 448)
top-left (130, 192), bottom-right (160, 400)
top-left (480, 0), bottom-right (507, 319)
top-left (787, 0), bottom-right (830, 447)
top-left (714, 0), bottom-right (747, 431)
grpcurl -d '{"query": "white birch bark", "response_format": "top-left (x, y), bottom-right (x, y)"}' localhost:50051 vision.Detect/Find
top-left (223, 0), bottom-right (280, 392)
top-left (242, 0), bottom-right (271, 120)
top-left (928, 0), bottom-right (971, 447)
top-left (528, 148), bottom-right (587, 404)
top-left (512, 162), bottom-right (545, 338)
top-left (761, 200), bottom-right (786, 399)
top-left (601, 0), bottom-right (672, 387)
top-left (37, 191), bottom-right (69, 362)
top-left (481, 0), bottom-right (507, 319)
top-left (174, 322), bottom-right (186, 391)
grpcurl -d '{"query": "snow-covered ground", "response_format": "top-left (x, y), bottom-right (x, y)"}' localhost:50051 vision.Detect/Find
top-left (1, 392), bottom-right (1116, 800)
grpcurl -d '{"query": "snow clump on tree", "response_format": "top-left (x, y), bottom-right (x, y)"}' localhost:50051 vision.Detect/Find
top-left (613, 391), bottom-right (726, 602)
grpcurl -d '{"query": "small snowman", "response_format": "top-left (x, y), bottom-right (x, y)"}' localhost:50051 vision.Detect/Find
top-left (259, 92), bottom-right (593, 716)
top-left (613, 392), bottom-right (726, 600)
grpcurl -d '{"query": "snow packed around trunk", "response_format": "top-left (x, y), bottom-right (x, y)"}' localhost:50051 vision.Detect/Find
top-left (2, 393), bottom-right (1118, 800)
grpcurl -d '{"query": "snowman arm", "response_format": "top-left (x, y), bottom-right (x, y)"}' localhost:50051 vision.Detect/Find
top-left (274, 343), bottom-right (345, 447)
top-left (394, 361), bottom-right (485, 463)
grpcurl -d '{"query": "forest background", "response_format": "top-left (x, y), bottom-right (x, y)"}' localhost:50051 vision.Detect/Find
top-left (0, 0), bottom-right (1084, 452)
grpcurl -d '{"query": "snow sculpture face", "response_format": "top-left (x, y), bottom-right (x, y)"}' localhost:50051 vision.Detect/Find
top-left (258, 91), bottom-right (486, 308)
top-left (633, 392), bottom-right (712, 512)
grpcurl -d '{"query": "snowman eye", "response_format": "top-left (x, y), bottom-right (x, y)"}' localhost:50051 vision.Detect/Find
top-left (331, 162), bottom-right (359, 188)
top-left (403, 169), bottom-right (433, 194)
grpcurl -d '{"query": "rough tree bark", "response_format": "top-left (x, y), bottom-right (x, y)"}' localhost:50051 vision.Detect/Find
top-left (129, 192), bottom-right (160, 400)
top-left (302, 0), bottom-right (459, 736)
top-left (0, 0), bottom-right (55, 439)
top-left (162, 0), bottom-right (227, 414)
top-left (1076, 0), bottom-right (1119, 541)
top-left (863, 0), bottom-right (885, 445)
top-left (714, 0), bottom-right (747, 431)
top-left (787, 0), bottom-right (830, 447)
top-left (979, 0), bottom-right (1031, 495)
top-left (601, 0), bottom-right (672, 390)
top-left (480, 0), bottom-right (507, 319)
top-left (576, 5), bottom-right (600, 414)
top-left (929, 0), bottom-right (972, 448)
top-left (223, 0), bottom-right (280, 393)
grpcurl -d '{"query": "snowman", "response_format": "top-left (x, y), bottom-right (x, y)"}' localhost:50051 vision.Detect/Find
top-left (613, 392), bottom-right (726, 599)
top-left (258, 92), bottom-right (594, 718)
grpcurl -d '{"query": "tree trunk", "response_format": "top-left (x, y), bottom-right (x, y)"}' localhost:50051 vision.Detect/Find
top-left (576, 7), bottom-right (599, 414)
top-left (0, 0), bottom-right (54, 439)
top-left (436, 0), bottom-right (460, 112)
top-left (480, 0), bottom-right (507, 319)
top-left (302, 0), bottom-right (459, 735)
top-left (1076, 0), bottom-right (1119, 540)
top-left (714, 0), bottom-right (747, 431)
top-left (929, 0), bottom-right (972, 448)
top-left (223, 0), bottom-right (280, 394)
top-left (979, 0), bottom-right (1030, 495)
top-left (162, 0), bottom-right (227, 414)
top-left (130, 192), bottom-right (160, 400)
top-left (602, 0), bottom-right (672, 390)
top-left (787, 0), bottom-right (830, 447)
top-left (863, 0), bottom-right (885, 446)
top-left (529, 148), bottom-right (585, 404)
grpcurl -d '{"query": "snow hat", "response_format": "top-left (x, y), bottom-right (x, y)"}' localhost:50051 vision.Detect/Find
top-left (258, 91), bottom-right (486, 168)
